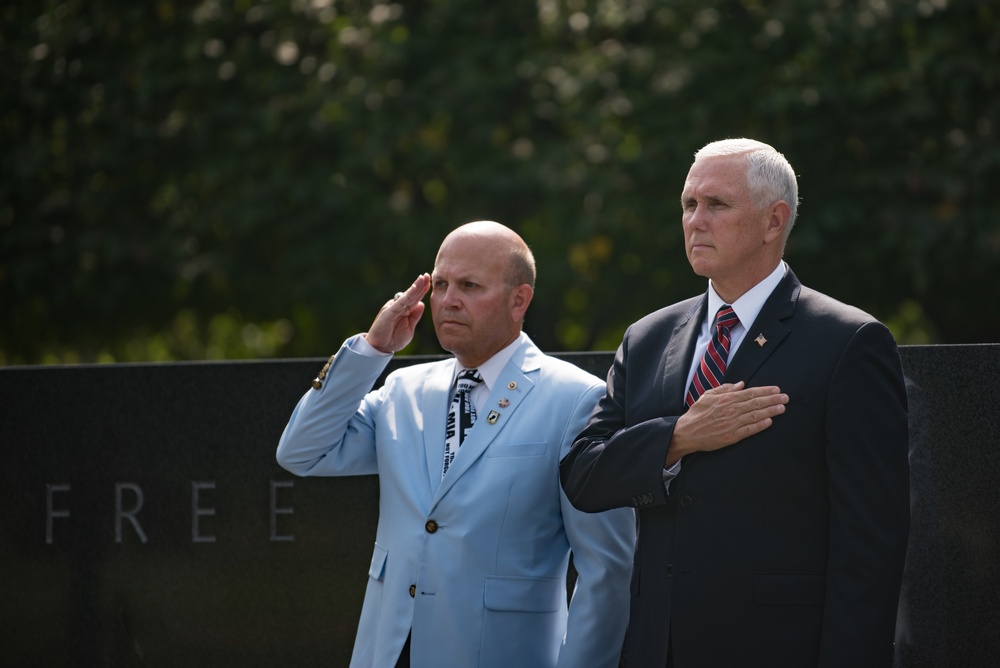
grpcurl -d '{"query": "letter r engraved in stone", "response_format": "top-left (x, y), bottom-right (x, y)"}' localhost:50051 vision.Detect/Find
top-left (115, 482), bottom-right (148, 544)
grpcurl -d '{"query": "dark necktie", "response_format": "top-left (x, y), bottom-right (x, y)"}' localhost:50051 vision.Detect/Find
top-left (443, 368), bottom-right (482, 478)
top-left (685, 305), bottom-right (740, 408)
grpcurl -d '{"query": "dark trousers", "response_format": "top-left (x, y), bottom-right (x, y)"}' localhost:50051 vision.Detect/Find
top-left (395, 631), bottom-right (411, 668)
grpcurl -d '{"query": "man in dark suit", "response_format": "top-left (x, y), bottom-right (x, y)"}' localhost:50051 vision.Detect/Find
top-left (560, 138), bottom-right (910, 667)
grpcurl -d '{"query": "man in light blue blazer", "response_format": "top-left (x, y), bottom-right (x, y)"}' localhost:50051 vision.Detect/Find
top-left (277, 221), bottom-right (634, 668)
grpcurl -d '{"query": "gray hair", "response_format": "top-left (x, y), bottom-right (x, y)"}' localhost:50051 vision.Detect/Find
top-left (695, 138), bottom-right (799, 233)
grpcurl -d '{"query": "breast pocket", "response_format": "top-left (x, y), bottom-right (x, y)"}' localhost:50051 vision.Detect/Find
top-left (486, 441), bottom-right (547, 458)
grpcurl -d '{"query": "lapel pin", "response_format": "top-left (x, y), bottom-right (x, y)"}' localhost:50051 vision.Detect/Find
top-left (498, 398), bottom-right (510, 408)
top-left (486, 410), bottom-right (500, 424)
top-left (507, 381), bottom-right (517, 390)
top-left (755, 333), bottom-right (767, 347)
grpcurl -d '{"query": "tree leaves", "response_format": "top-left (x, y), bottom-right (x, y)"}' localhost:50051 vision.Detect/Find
top-left (2, 0), bottom-right (996, 364)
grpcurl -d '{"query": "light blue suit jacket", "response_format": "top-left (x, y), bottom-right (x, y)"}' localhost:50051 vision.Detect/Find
top-left (277, 333), bottom-right (634, 668)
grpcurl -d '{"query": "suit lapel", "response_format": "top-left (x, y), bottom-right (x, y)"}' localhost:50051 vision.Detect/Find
top-left (726, 271), bottom-right (800, 383)
top-left (662, 298), bottom-right (707, 411)
top-left (422, 359), bottom-right (457, 492)
top-left (430, 340), bottom-right (537, 508)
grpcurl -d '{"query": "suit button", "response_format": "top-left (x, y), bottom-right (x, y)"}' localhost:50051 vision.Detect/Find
top-left (409, 585), bottom-right (416, 597)
top-left (425, 520), bottom-right (438, 533)
top-left (666, 564), bottom-right (673, 577)
top-left (679, 495), bottom-right (692, 508)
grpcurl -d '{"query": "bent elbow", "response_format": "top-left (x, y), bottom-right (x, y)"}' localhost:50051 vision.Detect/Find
top-left (560, 464), bottom-right (608, 514)
top-left (275, 429), bottom-right (308, 476)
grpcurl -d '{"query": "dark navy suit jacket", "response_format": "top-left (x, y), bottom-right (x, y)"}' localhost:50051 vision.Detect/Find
top-left (561, 268), bottom-right (910, 668)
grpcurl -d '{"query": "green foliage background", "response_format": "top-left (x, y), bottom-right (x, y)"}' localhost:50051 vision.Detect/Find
top-left (2, 0), bottom-right (998, 365)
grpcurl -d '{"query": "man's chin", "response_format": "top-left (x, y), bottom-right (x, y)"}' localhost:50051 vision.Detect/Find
top-left (687, 259), bottom-right (712, 278)
top-left (433, 330), bottom-right (465, 353)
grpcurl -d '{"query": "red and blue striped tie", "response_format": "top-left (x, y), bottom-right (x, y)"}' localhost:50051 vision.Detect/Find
top-left (685, 305), bottom-right (740, 408)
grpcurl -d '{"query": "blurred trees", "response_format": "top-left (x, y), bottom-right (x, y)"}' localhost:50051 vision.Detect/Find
top-left (2, 0), bottom-right (997, 365)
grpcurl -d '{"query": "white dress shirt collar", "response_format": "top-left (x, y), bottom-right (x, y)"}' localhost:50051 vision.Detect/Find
top-left (707, 261), bottom-right (787, 334)
top-left (452, 331), bottom-right (526, 396)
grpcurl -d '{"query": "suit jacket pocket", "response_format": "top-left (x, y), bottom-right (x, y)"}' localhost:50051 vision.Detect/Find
top-left (484, 575), bottom-right (563, 612)
top-left (368, 542), bottom-right (388, 581)
top-left (486, 441), bottom-right (547, 458)
top-left (754, 571), bottom-right (825, 606)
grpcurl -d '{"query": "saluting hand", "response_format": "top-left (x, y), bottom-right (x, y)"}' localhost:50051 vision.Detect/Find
top-left (364, 273), bottom-right (431, 354)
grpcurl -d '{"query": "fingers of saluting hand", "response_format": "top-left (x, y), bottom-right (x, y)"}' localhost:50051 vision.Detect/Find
top-left (383, 273), bottom-right (431, 311)
top-left (366, 274), bottom-right (431, 353)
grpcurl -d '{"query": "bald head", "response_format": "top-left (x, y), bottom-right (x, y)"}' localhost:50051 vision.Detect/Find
top-left (438, 221), bottom-right (536, 289)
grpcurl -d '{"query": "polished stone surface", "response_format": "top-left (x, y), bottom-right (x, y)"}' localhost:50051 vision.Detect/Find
top-left (1, 345), bottom-right (997, 667)
top-left (894, 345), bottom-right (1000, 668)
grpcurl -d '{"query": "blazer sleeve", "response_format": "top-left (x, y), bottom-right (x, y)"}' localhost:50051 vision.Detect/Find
top-left (819, 321), bottom-right (910, 667)
top-left (556, 382), bottom-right (636, 668)
top-left (275, 335), bottom-right (390, 477)
top-left (560, 330), bottom-right (678, 513)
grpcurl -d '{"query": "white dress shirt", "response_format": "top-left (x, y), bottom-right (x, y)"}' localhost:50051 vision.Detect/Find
top-left (663, 261), bottom-right (788, 489)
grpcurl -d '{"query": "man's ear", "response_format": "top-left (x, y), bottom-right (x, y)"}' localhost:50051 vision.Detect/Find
top-left (764, 200), bottom-right (791, 243)
top-left (510, 284), bottom-right (534, 323)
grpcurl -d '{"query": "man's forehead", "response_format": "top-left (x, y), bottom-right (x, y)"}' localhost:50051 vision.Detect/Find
top-left (432, 257), bottom-right (497, 280)
top-left (434, 234), bottom-right (509, 276)
top-left (683, 158), bottom-right (747, 196)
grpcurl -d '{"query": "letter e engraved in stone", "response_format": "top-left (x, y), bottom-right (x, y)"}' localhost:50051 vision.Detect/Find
top-left (45, 483), bottom-right (71, 545)
top-left (270, 480), bottom-right (294, 542)
top-left (192, 481), bottom-right (217, 543)
top-left (115, 482), bottom-right (148, 544)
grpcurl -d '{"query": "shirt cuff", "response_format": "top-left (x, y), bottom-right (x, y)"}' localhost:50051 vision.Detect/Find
top-left (661, 460), bottom-right (682, 493)
top-left (349, 334), bottom-right (393, 358)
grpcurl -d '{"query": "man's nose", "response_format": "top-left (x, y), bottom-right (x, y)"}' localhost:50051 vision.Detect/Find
top-left (684, 206), bottom-right (707, 229)
top-left (438, 286), bottom-right (461, 308)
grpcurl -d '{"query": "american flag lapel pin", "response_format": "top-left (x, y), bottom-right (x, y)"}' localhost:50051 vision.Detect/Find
top-left (755, 333), bottom-right (767, 347)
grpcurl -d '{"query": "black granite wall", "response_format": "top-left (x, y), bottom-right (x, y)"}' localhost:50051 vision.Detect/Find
top-left (1, 346), bottom-right (997, 667)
